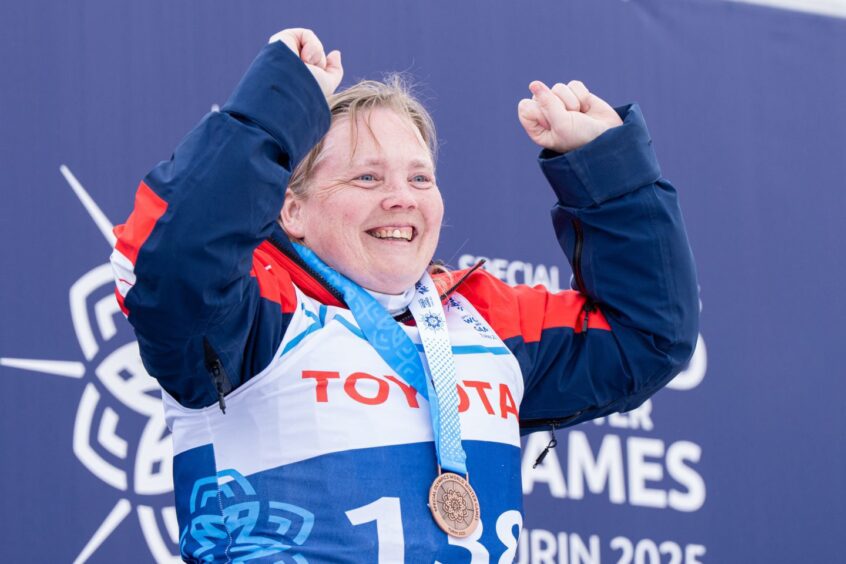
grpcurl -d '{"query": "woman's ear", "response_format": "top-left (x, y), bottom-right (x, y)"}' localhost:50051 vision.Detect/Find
top-left (280, 190), bottom-right (306, 239)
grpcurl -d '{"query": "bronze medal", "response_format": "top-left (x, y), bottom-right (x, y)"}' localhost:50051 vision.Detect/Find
top-left (428, 472), bottom-right (481, 538)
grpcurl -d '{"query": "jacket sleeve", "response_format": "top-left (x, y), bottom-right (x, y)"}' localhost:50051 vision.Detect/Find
top-left (461, 104), bottom-right (699, 431)
top-left (110, 42), bottom-right (330, 409)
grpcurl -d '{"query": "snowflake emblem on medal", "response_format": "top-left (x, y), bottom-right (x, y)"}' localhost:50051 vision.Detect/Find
top-left (422, 312), bottom-right (444, 331)
top-left (441, 488), bottom-right (469, 522)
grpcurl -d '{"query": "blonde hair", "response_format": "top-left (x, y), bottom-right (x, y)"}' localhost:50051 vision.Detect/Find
top-left (287, 74), bottom-right (438, 198)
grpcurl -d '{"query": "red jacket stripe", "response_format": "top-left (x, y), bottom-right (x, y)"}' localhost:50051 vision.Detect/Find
top-left (251, 246), bottom-right (298, 314)
top-left (113, 181), bottom-right (168, 265)
top-left (453, 269), bottom-right (611, 343)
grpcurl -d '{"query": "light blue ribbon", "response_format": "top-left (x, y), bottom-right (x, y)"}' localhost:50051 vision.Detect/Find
top-left (293, 244), bottom-right (467, 475)
top-left (410, 272), bottom-right (468, 475)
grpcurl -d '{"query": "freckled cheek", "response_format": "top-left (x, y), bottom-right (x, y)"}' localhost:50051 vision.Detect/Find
top-left (340, 209), bottom-right (361, 225)
top-left (423, 200), bottom-right (445, 233)
top-left (329, 197), bottom-right (361, 225)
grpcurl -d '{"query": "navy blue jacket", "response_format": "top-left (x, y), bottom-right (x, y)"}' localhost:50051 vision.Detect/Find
top-left (112, 41), bottom-right (698, 433)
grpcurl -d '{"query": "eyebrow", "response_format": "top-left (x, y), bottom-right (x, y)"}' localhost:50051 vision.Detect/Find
top-left (352, 157), bottom-right (433, 169)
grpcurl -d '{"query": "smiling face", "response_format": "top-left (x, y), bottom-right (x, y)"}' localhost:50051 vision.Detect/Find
top-left (281, 107), bottom-right (444, 294)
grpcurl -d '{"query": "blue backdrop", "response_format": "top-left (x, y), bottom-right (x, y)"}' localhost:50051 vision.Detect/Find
top-left (1, 0), bottom-right (844, 562)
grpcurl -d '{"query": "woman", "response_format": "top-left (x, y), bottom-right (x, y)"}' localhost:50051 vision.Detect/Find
top-left (111, 28), bottom-right (698, 563)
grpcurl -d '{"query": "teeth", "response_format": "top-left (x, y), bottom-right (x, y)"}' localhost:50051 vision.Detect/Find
top-left (369, 227), bottom-right (413, 241)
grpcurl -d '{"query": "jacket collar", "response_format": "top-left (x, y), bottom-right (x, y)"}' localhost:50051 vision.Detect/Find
top-left (263, 224), bottom-right (345, 308)
top-left (262, 223), bottom-right (486, 316)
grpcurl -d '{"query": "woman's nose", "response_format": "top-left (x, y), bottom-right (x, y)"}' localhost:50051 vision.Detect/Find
top-left (381, 178), bottom-right (417, 210)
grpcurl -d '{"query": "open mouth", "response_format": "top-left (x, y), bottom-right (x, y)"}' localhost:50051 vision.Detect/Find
top-left (366, 227), bottom-right (416, 242)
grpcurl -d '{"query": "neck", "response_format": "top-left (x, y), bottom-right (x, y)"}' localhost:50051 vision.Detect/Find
top-left (365, 286), bottom-right (416, 316)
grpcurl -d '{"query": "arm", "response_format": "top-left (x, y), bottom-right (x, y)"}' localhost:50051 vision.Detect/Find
top-left (465, 81), bottom-right (698, 430)
top-left (110, 32), bottom-right (339, 409)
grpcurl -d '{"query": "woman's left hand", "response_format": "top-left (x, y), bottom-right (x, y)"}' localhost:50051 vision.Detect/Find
top-left (518, 80), bottom-right (623, 154)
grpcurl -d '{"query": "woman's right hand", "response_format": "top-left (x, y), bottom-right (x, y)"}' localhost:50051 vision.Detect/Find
top-left (269, 28), bottom-right (343, 97)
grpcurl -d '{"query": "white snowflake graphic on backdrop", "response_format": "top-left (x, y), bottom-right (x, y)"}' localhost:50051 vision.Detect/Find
top-left (0, 165), bottom-right (180, 563)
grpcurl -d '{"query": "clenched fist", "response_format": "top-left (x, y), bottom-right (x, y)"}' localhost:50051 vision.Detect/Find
top-left (518, 80), bottom-right (623, 154)
top-left (269, 28), bottom-right (343, 97)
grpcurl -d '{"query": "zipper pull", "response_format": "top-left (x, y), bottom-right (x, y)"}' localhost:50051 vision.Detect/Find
top-left (533, 426), bottom-right (558, 468)
top-left (203, 338), bottom-right (231, 414)
top-left (210, 360), bottom-right (227, 414)
top-left (581, 299), bottom-right (595, 333)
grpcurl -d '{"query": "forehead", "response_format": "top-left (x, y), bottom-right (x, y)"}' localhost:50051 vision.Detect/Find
top-left (319, 107), bottom-right (433, 169)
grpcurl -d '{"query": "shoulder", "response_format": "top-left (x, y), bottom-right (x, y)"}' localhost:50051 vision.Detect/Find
top-left (434, 268), bottom-right (523, 339)
top-left (435, 268), bottom-right (607, 342)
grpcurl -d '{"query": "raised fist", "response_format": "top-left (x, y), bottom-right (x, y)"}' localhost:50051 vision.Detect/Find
top-left (518, 80), bottom-right (623, 154)
top-left (269, 28), bottom-right (343, 97)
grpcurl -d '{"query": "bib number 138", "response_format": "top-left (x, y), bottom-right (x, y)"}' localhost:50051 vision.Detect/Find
top-left (345, 496), bottom-right (522, 563)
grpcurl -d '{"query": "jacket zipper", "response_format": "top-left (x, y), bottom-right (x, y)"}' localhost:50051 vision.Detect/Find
top-left (268, 234), bottom-right (347, 305)
top-left (520, 412), bottom-right (582, 432)
top-left (203, 235), bottom-right (342, 415)
top-left (521, 412), bottom-right (583, 467)
top-left (203, 337), bottom-right (232, 414)
top-left (571, 219), bottom-right (595, 333)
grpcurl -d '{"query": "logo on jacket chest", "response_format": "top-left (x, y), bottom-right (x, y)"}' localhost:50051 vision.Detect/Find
top-left (302, 369), bottom-right (519, 421)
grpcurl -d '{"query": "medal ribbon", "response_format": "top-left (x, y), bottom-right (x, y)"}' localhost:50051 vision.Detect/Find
top-left (408, 273), bottom-right (467, 475)
top-left (293, 244), bottom-right (467, 475)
